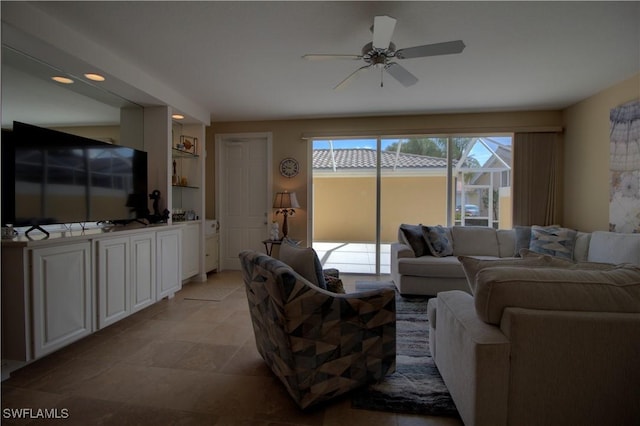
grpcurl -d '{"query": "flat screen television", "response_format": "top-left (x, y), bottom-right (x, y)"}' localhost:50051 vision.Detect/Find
top-left (2, 122), bottom-right (148, 232)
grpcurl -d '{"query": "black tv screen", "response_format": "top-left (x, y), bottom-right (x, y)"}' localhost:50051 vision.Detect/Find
top-left (2, 122), bottom-right (148, 227)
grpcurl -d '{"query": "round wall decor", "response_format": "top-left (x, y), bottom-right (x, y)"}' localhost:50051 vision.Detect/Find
top-left (279, 157), bottom-right (300, 178)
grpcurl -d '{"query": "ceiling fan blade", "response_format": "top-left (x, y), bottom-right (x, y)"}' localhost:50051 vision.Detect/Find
top-left (385, 62), bottom-right (418, 87)
top-left (302, 54), bottom-right (363, 61)
top-left (372, 15), bottom-right (397, 50)
top-left (395, 40), bottom-right (466, 59)
top-left (334, 65), bottom-right (370, 91)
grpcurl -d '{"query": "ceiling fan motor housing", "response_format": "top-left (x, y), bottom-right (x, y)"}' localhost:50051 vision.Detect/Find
top-left (362, 42), bottom-right (396, 67)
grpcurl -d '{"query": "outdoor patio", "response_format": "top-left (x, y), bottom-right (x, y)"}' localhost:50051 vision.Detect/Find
top-left (312, 242), bottom-right (391, 275)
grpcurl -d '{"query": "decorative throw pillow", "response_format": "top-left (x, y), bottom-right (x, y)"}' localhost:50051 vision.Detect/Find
top-left (513, 225), bottom-right (531, 257)
top-left (423, 225), bottom-right (454, 257)
top-left (324, 275), bottom-right (345, 294)
top-left (529, 225), bottom-right (578, 260)
top-left (399, 223), bottom-right (430, 257)
top-left (518, 248), bottom-right (574, 267)
top-left (279, 239), bottom-right (326, 289)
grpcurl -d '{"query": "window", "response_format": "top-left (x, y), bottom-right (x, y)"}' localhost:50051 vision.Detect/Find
top-left (311, 134), bottom-right (512, 273)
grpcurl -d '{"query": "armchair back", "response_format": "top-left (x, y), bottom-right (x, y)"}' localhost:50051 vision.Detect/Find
top-left (239, 250), bottom-right (397, 409)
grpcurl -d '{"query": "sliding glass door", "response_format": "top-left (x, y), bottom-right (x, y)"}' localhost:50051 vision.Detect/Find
top-left (311, 135), bottom-right (512, 275)
top-left (312, 139), bottom-right (379, 273)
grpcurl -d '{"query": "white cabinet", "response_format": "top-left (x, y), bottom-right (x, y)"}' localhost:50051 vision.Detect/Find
top-left (182, 223), bottom-right (200, 280)
top-left (31, 242), bottom-right (92, 359)
top-left (157, 228), bottom-right (182, 299)
top-left (96, 237), bottom-right (130, 328)
top-left (96, 232), bottom-right (156, 328)
top-left (130, 232), bottom-right (156, 312)
top-left (205, 233), bottom-right (219, 273)
top-left (1, 225), bottom-right (183, 369)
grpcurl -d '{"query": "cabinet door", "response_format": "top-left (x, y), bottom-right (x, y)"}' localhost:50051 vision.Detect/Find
top-left (205, 233), bottom-right (219, 273)
top-left (131, 233), bottom-right (156, 312)
top-left (96, 237), bottom-right (130, 329)
top-left (182, 223), bottom-right (200, 280)
top-left (157, 229), bottom-right (182, 299)
top-left (31, 242), bottom-right (92, 358)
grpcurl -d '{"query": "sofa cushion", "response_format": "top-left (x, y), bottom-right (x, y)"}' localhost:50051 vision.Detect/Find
top-left (279, 240), bottom-right (326, 289)
top-left (451, 226), bottom-right (500, 257)
top-left (513, 225), bottom-right (531, 257)
top-left (474, 265), bottom-right (640, 325)
top-left (397, 255), bottom-right (467, 278)
top-left (497, 229), bottom-right (516, 258)
top-left (573, 232), bottom-right (591, 261)
top-left (588, 231), bottom-right (640, 265)
top-left (399, 224), bottom-right (429, 257)
top-left (458, 253), bottom-right (574, 294)
top-left (519, 248), bottom-right (616, 271)
top-left (529, 225), bottom-right (577, 259)
top-left (423, 225), bottom-right (454, 257)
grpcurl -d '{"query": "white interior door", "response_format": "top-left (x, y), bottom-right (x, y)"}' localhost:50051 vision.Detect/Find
top-left (217, 133), bottom-right (272, 270)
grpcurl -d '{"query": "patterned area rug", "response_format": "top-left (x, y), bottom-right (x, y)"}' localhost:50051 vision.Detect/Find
top-left (351, 281), bottom-right (460, 418)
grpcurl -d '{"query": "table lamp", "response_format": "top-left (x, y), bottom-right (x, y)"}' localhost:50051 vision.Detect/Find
top-left (273, 191), bottom-right (300, 239)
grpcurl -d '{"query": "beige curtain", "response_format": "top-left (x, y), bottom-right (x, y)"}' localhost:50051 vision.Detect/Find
top-left (512, 132), bottom-right (563, 226)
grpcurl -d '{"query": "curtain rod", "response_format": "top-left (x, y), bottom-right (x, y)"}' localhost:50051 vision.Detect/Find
top-left (301, 126), bottom-right (563, 140)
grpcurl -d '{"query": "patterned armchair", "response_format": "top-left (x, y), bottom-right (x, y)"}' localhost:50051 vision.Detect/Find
top-left (239, 250), bottom-right (396, 409)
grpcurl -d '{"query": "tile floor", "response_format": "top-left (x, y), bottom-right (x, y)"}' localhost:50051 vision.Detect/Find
top-left (1, 271), bottom-right (462, 426)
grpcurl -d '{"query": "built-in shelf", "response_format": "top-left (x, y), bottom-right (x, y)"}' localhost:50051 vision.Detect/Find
top-left (172, 184), bottom-right (199, 189)
top-left (171, 148), bottom-right (199, 158)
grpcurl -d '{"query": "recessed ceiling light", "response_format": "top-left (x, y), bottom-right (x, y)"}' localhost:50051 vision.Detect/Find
top-left (172, 114), bottom-right (185, 120)
top-left (84, 73), bottom-right (105, 82)
top-left (52, 76), bottom-right (74, 84)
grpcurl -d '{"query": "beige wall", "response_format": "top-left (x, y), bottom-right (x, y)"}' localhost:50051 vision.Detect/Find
top-left (209, 110), bottom-right (563, 242)
top-left (52, 125), bottom-right (120, 144)
top-left (313, 175), bottom-right (447, 242)
top-left (563, 73), bottom-right (640, 232)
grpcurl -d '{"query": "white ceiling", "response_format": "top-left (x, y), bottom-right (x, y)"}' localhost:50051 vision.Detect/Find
top-left (7, 1), bottom-right (640, 123)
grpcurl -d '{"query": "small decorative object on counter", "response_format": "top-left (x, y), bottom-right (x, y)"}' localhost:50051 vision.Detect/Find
top-left (270, 221), bottom-right (280, 240)
top-left (1, 224), bottom-right (17, 239)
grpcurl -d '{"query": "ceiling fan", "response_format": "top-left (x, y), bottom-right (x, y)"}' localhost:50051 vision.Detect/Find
top-left (302, 15), bottom-right (465, 90)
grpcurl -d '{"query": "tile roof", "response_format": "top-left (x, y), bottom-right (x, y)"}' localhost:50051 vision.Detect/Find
top-left (313, 148), bottom-right (450, 170)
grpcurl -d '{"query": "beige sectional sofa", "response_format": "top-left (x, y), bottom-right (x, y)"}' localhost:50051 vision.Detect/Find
top-left (427, 264), bottom-right (640, 426)
top-left (391, 225), bottom-right (615, 296)
top-left (420, 230), bottom-right (640, 425)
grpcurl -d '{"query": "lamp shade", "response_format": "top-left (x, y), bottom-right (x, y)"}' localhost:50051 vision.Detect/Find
top-left (273, 191), bottom-right (300, 209)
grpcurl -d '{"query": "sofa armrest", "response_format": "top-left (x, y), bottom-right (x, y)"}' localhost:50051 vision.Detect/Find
top-left (435, 290), bottom-right (510, 426)
top-left (391, 242), bottom-right (415, 259)
top-left (500, 307), bottom-right (640, 425)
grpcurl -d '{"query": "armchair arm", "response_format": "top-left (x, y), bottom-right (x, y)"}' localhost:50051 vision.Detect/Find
top-left (282, 284), bottom-right (396, 408)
